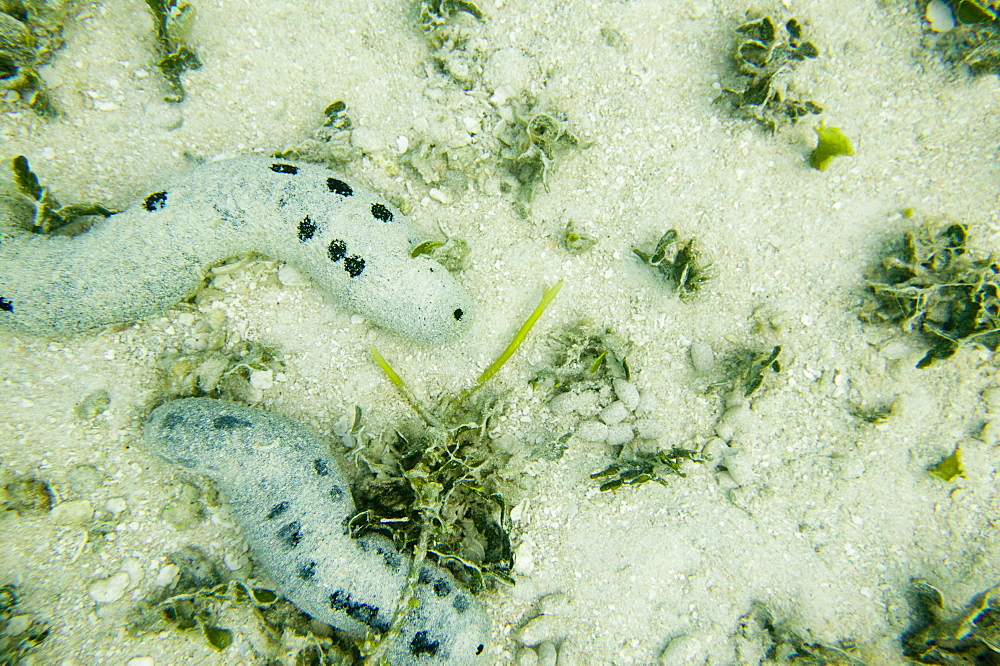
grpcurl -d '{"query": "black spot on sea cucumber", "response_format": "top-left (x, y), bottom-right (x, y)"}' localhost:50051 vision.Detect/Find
top-left (212, 415), bottom-right (252, 430)
top-left (329, 485), bottom-right (344, 502)
top-left (161, 412), bottom-right (185, 429)
top-left (277, 521), bottom-right (303, 548)
top-left (266, 501), bottom-right (290, 520)
top-left (418, 569), bottom-right (451, 597)
top-left (370, 203), bottom-right (393, 223)
top-left (374, 544), bottom-right (401, 572)
top-left (144, 191), bottom-right (167, 211)
top-left (270, 163), bottom-right (298, 174)
top-left (297, 561), bottom-right (317, 581)
top-left (454, 308), bottom-right (464, 321)
top-left (313, 459), bottom-right (329, 476)
top-left (344, 255), bottom-right (365, 277)
top-left (327, 178), bottom-right (353, 196)
top-left (328, 239), bottom-right (346, 262)
top-left (298, 216), bottom-right (316, 241)
top-left (410, 631), bottom-right (440, 657)
top-left (476, 644), bottom-right (484, 655)
top-left (329, 590), bottom-right (388, 632)
top-left (0, 297), bottom-right (12, 313)
top-left (453, 595), bottom-right (470, 613)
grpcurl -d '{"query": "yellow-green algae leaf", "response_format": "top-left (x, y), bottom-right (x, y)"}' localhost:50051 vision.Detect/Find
top-left (928, 444), bottom-right (965, 481)
top-left (809, 122), bottom-right (854, 171)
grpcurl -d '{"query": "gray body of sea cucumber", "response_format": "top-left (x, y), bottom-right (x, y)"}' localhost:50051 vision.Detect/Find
top-left (144, 397), bottom-right (490, 664)
top-left (0, 156), bottom-right (471, 344)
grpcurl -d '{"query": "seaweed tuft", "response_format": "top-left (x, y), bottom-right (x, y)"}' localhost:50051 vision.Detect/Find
top-left (862, 220), bottom-right (1000, 368)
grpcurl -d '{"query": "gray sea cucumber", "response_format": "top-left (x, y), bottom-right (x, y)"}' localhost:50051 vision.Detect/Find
top-left (145, 397), bottom-right (490, 664)
top-left (0, 156), bottom-right (472, 344)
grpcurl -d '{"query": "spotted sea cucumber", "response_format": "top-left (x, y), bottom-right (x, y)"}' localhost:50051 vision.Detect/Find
top-left (0, 156), bottom-right (472, 344)
top-left (145, 397), bottom-right (490, 664)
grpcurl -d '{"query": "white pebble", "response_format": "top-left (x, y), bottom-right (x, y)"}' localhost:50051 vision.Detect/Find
top-left (104, 497), bottom-right (128, 515)
top-left (277, 265), bottom-right (309, 287)
top-left (633, 418), bottom-right (665, 440)
top-left (576, 420), bottom-right (609, 442)
top-left (599, 401), bottom-right (629, 425)
top-left (126, 659), bottom-right (155, 666)
top-left (659, 634), bottom-right (706, 664)
top-left (516, 647), bottom-right (539, 666)
top-left (514, 541), bottom-right (535, 576)
top-left (689, 341), bottom-right (715, 375)
top-left (249, 368), bottom-right (274, 390)
top-left (518, 614), bottom-right (564, 647)
top-left (612, 378), bottom-right (640, 411)
top-left (605, 423), bottom-right (634, 447)
top-left (154, 564), bottom-right (180, 587)
top-left (87, 572), bottom-right (130, 603)
top-left (50, 499), bottom-right (93, 525)
top-left (538, 592), bottom-right (572, 616)
top-left (548, 392), bottom-right (578, 416)
top-left (536, 642), bottom-right (558, 666)
top-left (925, 0), bottom-right (956, 32)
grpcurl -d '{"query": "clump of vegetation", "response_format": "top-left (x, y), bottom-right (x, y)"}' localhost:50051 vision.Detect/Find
top-left (355, 282), bottom-right (561, 662)
top-left (847, 402), bottom-right (892, 424)
top-left (0, 468), bottom-right (53, 515)
top-left (633, 229), bottom-right (712, 298)
top-left (590, 444), bottom-right (707, 492)
top-left (159, 337), bottom-right (285, 405)
top-left (530, 320), bottom-right (632, 392)
top-left (809, 122), bottom-right (854, 171)
top-left (275, 101), bottom-right (362, 166)
top-left (130, 547), bottom-right (355, 661)
top-left (561, 220), bottom-right (597, 254)
top-left (705, 345), bottom-right (782, 398)
top-left (145, 0), bottom-right (201, 102)
top-left (862, 221), bottom-right (1000, 368)
top-left (7, 155), bottom-right (116, 234)
top-left (418, 0), bottom-right (486, 88)
top-left (496, 92), bottom-right (582, 212)
top-left (903, 579), bottom-right (1000, 663)
top-left (734, 601), bottom-right (865, 664)
top-left (0, 0), bottom-right (74, 115)
top-left (410, 236), bottom-right (470, 272)
top-left (924, 0), bottom-right (1000, 75)
top-left (720, 14), bottom-right (822, 131)
top-left (1, 584), bottom-right (49, 664)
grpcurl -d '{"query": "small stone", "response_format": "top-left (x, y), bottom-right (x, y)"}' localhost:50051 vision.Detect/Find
top-left (126, 658), bottom-right (155, 666)
top-left (536, 642), bottom-right (558, 666)
top-left (66, 465), bottom-right (104, 494)
top-left (599, 401), bottom-right (629, 425)
top-left (925, 0), bottom-right (956, 32)
top-left (715, 403), bottom-right (753, 441)
top-left (277, 265), bottom-right (310, 287)
top-left (75, 390), bottom-right (111, 419)
top-left (831, 456), bottom-right (865, 480)
top-left (612, 379), bottom-right (640, 411)
top-left (689, 341), bottom-right (715, 375)
top-left (514, 541), bottom-right (535, 576)
top-left (518, 614), bottom-right (564, 647)
top-left (516, 647), bottom-right (539, 666)
top-left (659, 634), bottom-right (705, 664)
top-left (154, 564), bottom-right (180, 587)
top-left (576, 421), bottom-right (609, 442)
top-left (548, 392), bottom-right (578, 416)
top-left (633, 418), bottom-right (665, 440)
top-left (605, 423), bottom-right (634, 447)
top-left (537, 592), bottom-right (572, 616)
top-left (249, 368), bottom-right (274, 390)
top-left (104, 497), bottom-right (128, 515)
top-left (87, 572), bottom-right (130, 603)
top-left (50, 499), bottom-right (93, 525)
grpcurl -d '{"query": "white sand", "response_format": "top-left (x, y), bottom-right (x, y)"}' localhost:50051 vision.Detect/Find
top-left (2, 0), bottom-right (999, 663)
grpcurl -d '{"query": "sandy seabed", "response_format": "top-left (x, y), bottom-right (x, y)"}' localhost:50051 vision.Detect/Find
top-left (2, 0), bottom-right (1000, 663)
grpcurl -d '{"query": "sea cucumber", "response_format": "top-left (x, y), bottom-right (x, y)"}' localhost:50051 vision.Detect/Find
top-left (145, 397), bottom-right (490, 664)
top-left (0, 156), bottom-right (472, 344)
